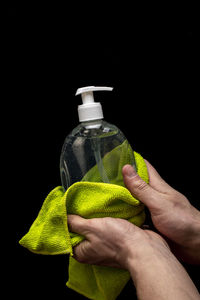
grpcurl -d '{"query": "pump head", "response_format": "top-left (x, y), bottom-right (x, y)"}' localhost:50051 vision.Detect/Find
top-left (75, 86), bottom-right (113, 122)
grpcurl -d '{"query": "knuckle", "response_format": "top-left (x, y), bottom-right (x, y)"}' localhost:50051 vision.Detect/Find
top-left (75, 256), bottom-right (85, 263)
top-left (87, 217), bottom-right (106, 230)
top-left (73, 246), bottom-right (86, 263)
top-left (87, 218), bottom-right (97, 229)
top-left (135, 180), bottom-right (148, 192)
top-left (74, 255), bottom-right (85, 263)
top-left (171, 191), bottom-right (190, 208)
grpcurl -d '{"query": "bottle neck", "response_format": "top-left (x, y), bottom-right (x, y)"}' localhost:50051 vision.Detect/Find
top-left (81, 119), bottom-right (103, 129)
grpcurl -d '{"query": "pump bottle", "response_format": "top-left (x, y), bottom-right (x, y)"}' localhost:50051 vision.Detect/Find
top-left (60, 86), bottom-right (136, 190)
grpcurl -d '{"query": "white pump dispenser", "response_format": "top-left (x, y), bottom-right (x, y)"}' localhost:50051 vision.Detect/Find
top-left (75, 86), bottom-right (113, 122)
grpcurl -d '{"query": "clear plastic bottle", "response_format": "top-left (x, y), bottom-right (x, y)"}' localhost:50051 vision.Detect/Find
top-left (60, 87), bottom-right (136, 190)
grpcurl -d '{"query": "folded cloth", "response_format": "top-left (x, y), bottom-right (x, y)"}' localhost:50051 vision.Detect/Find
top-left (19, 146), bottom-right (148, 300)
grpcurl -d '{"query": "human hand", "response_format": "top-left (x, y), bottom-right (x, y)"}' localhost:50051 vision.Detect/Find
top-left (67, 214), bottom-right (170, 270)
top-left (68, 215), bottom-right (200, 299)
top-left (122, 161), bottom-right (200, 264)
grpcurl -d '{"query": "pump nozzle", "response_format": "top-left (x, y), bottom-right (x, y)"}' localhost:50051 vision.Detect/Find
top-left (75, 86), bottom-right (113, 122)
top-left (76, 86), bottom-right (113, 96)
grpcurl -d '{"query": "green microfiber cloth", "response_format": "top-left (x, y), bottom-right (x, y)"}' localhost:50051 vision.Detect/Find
top-left (19, 143), bottom-right (148, 300)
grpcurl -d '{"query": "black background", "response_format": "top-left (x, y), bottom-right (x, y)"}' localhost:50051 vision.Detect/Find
top-left (8, 3), bottom-right (199, 298)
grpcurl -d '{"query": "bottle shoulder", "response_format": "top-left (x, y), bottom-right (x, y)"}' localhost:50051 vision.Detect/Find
top-left (70, 120), bottom-right (121, 138)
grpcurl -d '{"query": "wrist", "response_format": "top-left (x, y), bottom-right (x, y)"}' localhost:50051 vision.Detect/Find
top-left (124, 236), bottom-right (173, 276)
top-left (176, 211), bottom-right (200, 264)
top-left (179, 206), bottom-right (200, 264)
top-left (191, 206), bottom-right (200, 241)
top-left (127, 246), bottom-right (174, 288)
top-left (125, 244), bottom-right (200, 300)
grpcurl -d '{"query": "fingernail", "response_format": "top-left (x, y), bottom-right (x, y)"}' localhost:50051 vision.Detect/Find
top-left (124, 165), bottom-right (136, 178)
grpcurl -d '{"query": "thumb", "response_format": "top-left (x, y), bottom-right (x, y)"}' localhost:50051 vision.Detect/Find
top-left (122, 164), bottom-right (159, 209)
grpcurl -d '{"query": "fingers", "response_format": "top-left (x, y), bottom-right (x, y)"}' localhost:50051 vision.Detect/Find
top-left (73, 240), bottom-right (91, 263)
top-left (67, 214), bottom-right (90, 236)
top-left (122, 164), bottom-right (161, 209)
top-left (67, 215), bottom-right (94, 263)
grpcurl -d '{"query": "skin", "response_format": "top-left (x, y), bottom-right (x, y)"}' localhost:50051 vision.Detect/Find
top-left (123, 160), bottom-right (200, 264)
top-left (67, 160), bottom-right (200, 299)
